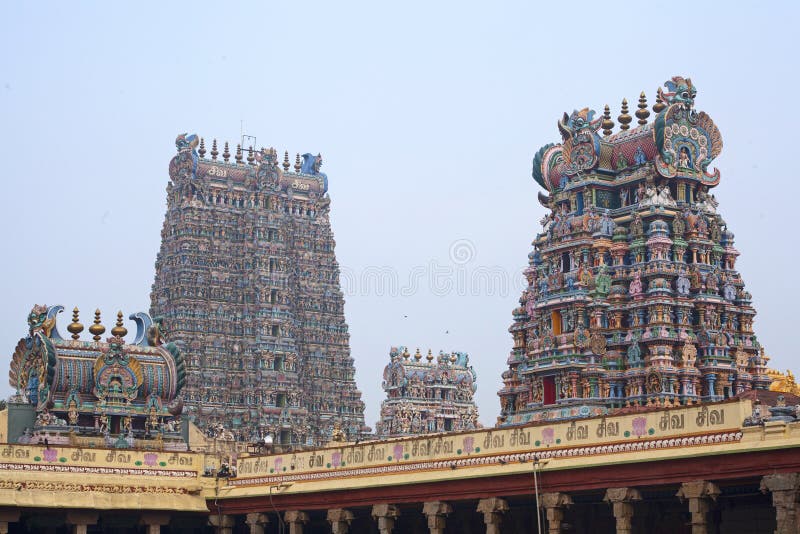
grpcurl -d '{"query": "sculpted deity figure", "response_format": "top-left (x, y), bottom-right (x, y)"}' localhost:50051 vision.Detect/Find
top-left (634, 146), bottom-right (647, 166)
top-left (678, 147), bottom-right (691, 169)
top-left (629, 270), bottom-right (643, 296)
top-left (675, 273), bottom-right (691, 296)
top-left (630, 213), bottom-right (643, 237)
top-left (620, 188), bottom-right (629, 207)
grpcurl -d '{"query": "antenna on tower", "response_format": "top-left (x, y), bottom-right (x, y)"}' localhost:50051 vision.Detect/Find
top-left (240, 120), bottom-right (257, 152)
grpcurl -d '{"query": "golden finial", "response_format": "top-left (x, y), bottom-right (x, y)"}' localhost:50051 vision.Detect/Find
top-left (617, 98), bottom-right (632, 131)
top-left (89, 309), bottom-right (106, 342)
top-left (653, 88), bottom-right (667, 113)
top-left (283, 151), bottom-right (290, 172)
top-left (111, 311), bottom-right (128, 338)
top-left (426, 349), bottom-right (434, 362)
top-left (247, 146), bottom-right (255, 165)
top-left (294, 153), bottom-right (301, 173)
top-left (210, 139), bottom-right (218, 160)
top-left (223, 142), bottom-right (230, 162)
top-left (601, 104), bottom-right (614, 137)
top-left (235, 144), bottom-right (243, 164)
top-left (449, 353), bottom-right (457, 364)
top-left (414, 348), bottom-right (422, 361)
top-left (636, 92), bottom-right (650, 125)
top-left (403, 347), bottom-right (410, 359)
top-left (67, 307), bottom-right (84, 340)
top-left (198, 137), bottom-right (206, 158)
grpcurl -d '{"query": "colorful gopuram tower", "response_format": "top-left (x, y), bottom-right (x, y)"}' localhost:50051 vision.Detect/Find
top-left (7, 305), bottom-right (188, 449)
top-left (376, 347), bottom-right (479, 437)
top-left (498, 77), bottom-right (771, 425)
top-left (150, 135), bottom-right (368, 446)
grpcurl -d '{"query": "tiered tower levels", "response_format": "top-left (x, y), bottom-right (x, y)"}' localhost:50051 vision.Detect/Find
top-left (377, 347), bottom-right (479, 437)
top-left (499, 77), bottom-right (771, 426)
top-left (150, 135), bottom-right (367, 446)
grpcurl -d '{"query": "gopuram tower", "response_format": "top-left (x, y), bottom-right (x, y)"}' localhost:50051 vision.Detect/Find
top-left (151, 135), bottom-right (368, 445)
top-left (499, 77), bottom-right (771, 426)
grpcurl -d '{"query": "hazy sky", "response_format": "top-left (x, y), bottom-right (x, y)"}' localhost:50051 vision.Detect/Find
top-left (1, 2), bottom-right (798, 427)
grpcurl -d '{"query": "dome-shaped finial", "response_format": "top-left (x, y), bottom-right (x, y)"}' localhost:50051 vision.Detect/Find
top-left (449, 353), bottom-right (457, 364)
top-left (283, 150), bottom-right (290, 171)
top-left (198, 137), bottom-right (206, 158)
top-left (653, 88), bottom-right (667, 113)
top-left (294, 153), bottom-right (301, 173)
top-left (223, 142), bottom-right (230, 162)
top-left (67, 307), bottom-right (84, 341)
top-left (414, 348), bottom-right (422, 361)
top-left (426, 349), bottom-right (434, 362)
top-left (89, 309), bottom-right (106, 342)
top-left (617, 98), bottom-right (632, 131)
top-left (636, 92), bottom-right (650, 125)
top-left (111, 311), bottom-right (128, 338)
top-left (247, 146), bottom-right (255, 165)
top-left (235, 144), bottom-right (243, 164)
top-left (403, 347), bottom-right (410, 359)
top-left (210, 139), bottom-right (219, 160)
top-left (601, 104), bottom-right (614, 137)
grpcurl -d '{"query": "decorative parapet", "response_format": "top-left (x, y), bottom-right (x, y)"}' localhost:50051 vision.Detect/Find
top-left (230, 399), bottom-right (760, 491)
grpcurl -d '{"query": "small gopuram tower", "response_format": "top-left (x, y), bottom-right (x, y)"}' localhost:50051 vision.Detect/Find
top-left (150, 135), bottom-right (368, 446)
top-left (7, 305), bottom-right (188, 449)
top-left (377, 346), bottom-right (479, 437)
top-left (498, 77), bottom-right (771, 426)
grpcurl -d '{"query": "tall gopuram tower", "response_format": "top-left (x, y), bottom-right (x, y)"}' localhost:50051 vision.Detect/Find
top-left (150, 135), bottom-right (368, 446)
top-left (376, 347), bottom-right (480, 438)
top-left (498, 77), bottom-right (771, 426)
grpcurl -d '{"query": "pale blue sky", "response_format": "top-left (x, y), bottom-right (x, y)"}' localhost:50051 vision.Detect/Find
top-left (1, 1), bottom-right (798, 427)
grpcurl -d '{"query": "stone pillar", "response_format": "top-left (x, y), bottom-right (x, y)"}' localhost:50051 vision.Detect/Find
top-left (0, 510), bottom-right (19, 534)
top-left (423, 501), bottom-right (452, 534)
top-left (541, 492), bottom-right (573, 534)
top-left (284, 510), bottom-right (309, 534)
top-left (676, 480), bottom-right (720, 534)
top-left (208, 514), bottom-right (235, 534)
top-left (372, 504), bottom-right (400, 534)
top-left (139, 512), bottom-right (171, 534)
top-left (761, 473), bottom-right (800, 534)
top-left (66, 511), bottom-right (99, 534)
top-left (245, 513), bottom-right (269, 534)
top-left (477, 497), bottom-right (509, 534)
top-left (327, 508), bottom-right (354, 534)
top-left (603, 487), bottom-right (641, 534)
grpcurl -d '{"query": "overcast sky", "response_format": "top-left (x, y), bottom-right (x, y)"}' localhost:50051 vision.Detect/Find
top-left (1, 1), bottom-right (798, 427)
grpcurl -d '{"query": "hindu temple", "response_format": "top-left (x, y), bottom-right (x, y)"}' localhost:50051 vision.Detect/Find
top-left (150, 136), bottom-right (368, 446)
top-left (376, 347), bottom-right (480, 437)
top-left (498, 76), bottom-right (772, 425)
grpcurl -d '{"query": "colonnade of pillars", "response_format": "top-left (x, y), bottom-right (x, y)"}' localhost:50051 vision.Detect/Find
top-left (0, 510), bottom-right (172, 534)
top-left (210, 473), bottom-right (800, 534)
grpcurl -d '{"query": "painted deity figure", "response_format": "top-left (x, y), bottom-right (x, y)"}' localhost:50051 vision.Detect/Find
top-left (620, 188), bottom-right (629, 207)
top-left (723, 283), bottom-right (737, 301)
top-left (627, 338), bottom-right (642, 364)
top-left (629, 270), bottom-right (643, 296)
top-left (678, 147), bottom-right (691, 169)
top-left (675, 273), bottom-right (691, 296)
top-left (634, 146), bottom-right (647, 166)
top-left (630, 213), bottom-right (643, 237)
top-left (598, 210), bottom-right (615, 236)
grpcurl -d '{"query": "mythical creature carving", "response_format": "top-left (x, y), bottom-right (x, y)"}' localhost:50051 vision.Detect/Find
top-left (558, 108), bottom-right (603, 176)
top-left (300, 153), bottom-right (328, 193)
top-left (9, 305), bottom-right (58, 410)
